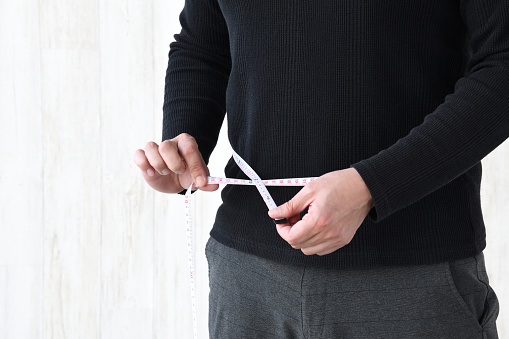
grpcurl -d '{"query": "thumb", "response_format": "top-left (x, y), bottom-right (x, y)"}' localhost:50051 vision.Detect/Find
top-left (268, 188), bottom-right (311, 219)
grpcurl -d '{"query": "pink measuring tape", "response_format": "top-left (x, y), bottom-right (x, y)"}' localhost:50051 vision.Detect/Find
top-left (184, 149), bottom-right (317, 337)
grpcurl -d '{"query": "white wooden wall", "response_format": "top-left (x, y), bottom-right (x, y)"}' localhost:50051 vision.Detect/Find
top-left (0, 1), bottom-right (507, 338)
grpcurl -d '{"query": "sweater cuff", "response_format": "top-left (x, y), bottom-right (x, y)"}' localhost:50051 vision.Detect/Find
top-left (351, 160), bottom-right (391, 222)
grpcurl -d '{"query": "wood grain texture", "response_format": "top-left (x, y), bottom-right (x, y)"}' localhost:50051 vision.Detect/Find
top-left (98, 0), bottom-right (155, 337)
top-left (0, 0), bottom-right (507, 338)
top-left (39, 1), bottom-right (101, 337)
top-left (0, 1), bottom-right (43, 338)
top-left (482, 141), bottom-right (509, 336)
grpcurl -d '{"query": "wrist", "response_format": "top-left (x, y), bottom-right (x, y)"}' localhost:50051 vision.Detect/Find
top-left (348, 167), bottom-right (374, 210)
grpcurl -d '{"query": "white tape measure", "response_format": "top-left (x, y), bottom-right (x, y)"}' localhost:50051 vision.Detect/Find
top-left (184, 150), bottom-right (317, 338)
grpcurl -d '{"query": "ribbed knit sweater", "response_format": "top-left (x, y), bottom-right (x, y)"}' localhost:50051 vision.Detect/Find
top-left (162, 0), bottom-right (509, 268)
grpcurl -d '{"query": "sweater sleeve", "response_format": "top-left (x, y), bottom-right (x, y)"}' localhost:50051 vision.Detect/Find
top-left (162, 0), bottom-right (231, 165)
top-left (351, 0), bottom-right (509, 222)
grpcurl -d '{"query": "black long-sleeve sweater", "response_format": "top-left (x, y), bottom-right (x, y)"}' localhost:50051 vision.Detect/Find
top-left (162, 0), bottom-right (509, 268)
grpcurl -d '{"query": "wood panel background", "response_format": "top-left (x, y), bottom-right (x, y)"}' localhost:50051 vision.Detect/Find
top-left (0, 1), bottom-right (507, 338)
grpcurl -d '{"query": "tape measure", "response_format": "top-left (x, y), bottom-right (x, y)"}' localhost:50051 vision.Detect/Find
top-left (184, 149), bottom-right (317, 337)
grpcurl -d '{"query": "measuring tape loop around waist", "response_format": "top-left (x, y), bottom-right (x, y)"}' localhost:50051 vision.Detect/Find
top-left (183, 149), bottom-right (318, 338)
top-left (199, 176), bottom-right (318, 187)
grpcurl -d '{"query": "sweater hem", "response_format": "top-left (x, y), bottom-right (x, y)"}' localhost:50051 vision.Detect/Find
top-left (209, 228), bottom-right (486, 269)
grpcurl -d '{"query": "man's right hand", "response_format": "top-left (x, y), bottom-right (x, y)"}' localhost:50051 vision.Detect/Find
top-left (133, 133), bottom-right (219, 194)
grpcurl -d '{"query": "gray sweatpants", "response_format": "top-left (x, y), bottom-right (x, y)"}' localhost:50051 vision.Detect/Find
top-left (205, 237), bottom-right (499, 339)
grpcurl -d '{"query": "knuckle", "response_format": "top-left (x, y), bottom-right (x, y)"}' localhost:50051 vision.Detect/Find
top-left (342, 235), bottom-right (353, 246)
top-left (285, 200), bottom-right (295, 214)
top-left (188, 163), bottom-right (204, 175)
top-left (179, 133), bottom-right (195, 142)
top-left (144, 141), bottom-right (158, 150)
top-left (287, 236), bottom-right (299, 248)
top-left (334, 233), bottom-right (351, 248)
top-left (181, 144), bottom-right (198, 157)
top-left (301, 248), bottom-right (314, 256)
top-left (159, 139), bottom-right (176, 153)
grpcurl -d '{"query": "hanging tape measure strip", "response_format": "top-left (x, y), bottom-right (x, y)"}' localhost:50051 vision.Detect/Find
top-left (184, 150), bottom-right (317, 338)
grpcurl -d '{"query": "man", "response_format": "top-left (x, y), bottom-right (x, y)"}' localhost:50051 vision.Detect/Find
top-left (134, 0), bottom-right (508, 337)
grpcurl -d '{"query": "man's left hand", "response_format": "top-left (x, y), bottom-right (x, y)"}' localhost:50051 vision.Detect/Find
top-left (268, 168), bottom-right (374, 256)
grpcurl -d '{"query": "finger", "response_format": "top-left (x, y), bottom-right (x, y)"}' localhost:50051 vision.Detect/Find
top-left (144, 141), bottom-right (171, 175)
top-left (300, 222), bottom-right (356, 255)
top-left (159, 139), bottom-right (186, 174)
top-left (175, 134), bottom-right (209, 187)
top-left (292, 229), bottom-right (323, 249)
top-left (196, 181), bottom-right (220, 192)
top-left (300, 243), bottom-right (328, 256)
top-left (174, 171), bottom-right (219, 193)
top-left (275, 214), bottom-right (301, 241)
top-left (287, 213), bottom-right (301, 226)
top-left (301, 241), bottom-right (341, 256)
top-left (133, 148), bottom-right (158, 178)
top-left (275, 224), bottom-right (293, 241)
top-left (282, 213), bottom-right (321, 248)
top-left (268, 186), bottom-right (312, 220)
top-left (276, 215), bottom-right (315, 246)
top-left (296, 223), bottom-right (336, 255)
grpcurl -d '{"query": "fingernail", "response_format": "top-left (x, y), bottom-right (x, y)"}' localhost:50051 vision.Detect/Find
top-left (196, 176), bottom-right (206, 187)
top-left (162, 168), bottom-right (170, 175)
top-left (174, 169), bottom-right (184, 174)
top-left (269, 207), bottom-right (281, 217)
top-left (147, 168), bottom-right (155, 177)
